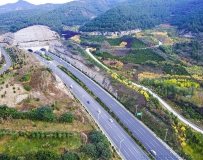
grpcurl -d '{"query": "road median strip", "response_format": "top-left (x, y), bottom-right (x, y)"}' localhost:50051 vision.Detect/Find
top-left (58, 65), bottom-right (153, 159)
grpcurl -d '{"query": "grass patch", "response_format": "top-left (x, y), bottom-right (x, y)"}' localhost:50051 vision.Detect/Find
top-left (122, 49), bottom-right (164, 64)
top-left (81, 35), bottom-right (147, 48)
top-left (80, 35), bottom-right (107, 43)
top-left (163, 64), bottom-right (189, 75)
top-left (81, 35), bottom-right (121, 46)
top-left (42, 55), bottom-right (53, 61)
top-left (0, 135), bottom-right (81, 156)
top-left (0, 73), bottom-right (14, 84)
top-left (123, 38), bottom-right (147, 48)
top-left (183, 144), bottom-right (203, 160)
top-left (106, 38), bottom-right (121, 46)
top-left (0, 119), bottom-right (93, 133)
top-left (100, 52), bottom-right (120, 59)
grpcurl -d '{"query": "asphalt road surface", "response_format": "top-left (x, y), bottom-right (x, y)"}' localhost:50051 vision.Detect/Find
top-left (32, 52), bottom-right (149, 160)
top-left (0, 48), bottom-right (12, 74)
top-left (45, 52), bottom-right (181, 160)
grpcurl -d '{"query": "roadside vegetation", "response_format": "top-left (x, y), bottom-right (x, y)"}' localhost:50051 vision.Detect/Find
top-left (0, 56), bottom-right (5, 69)
top-left (66, 25), bottom-right (203, 159)
top-left (0, 47), bottom-right (117, 160)
top-left (0, 105), bottom-right (113, 160)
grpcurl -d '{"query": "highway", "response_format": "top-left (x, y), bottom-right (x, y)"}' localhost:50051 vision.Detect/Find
top-left (0, 48), bottom-right (12, 74)
top-left (32, 52), bottom-right (149, 160)
top-left (86, 48), bottom-right (203, 134)
top-left (45, 52), bottom-right (181, 160)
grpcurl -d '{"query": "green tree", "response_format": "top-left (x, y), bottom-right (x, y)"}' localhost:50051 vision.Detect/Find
top-left (25, 152), bottom-right (36, 160)
top-left (62, 152), bottom-right (79, 160)
top-left (0, 154), bottom-right (10, 160)
top-left (100, 148), bottom-right (112, 160)
top-left (35, 106), bottom-right (56, 122)
top-left (90, 131), bottom-right (109, 147)
top-left (84, 144), bottom-right (98, 159)
top-left (59, 113), bottom-right (74, 123)
top-left (36, 150), bottom-right (61, 160)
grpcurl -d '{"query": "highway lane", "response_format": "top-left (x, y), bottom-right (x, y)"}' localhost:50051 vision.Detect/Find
top-left (86, 48), bottom-right (203, 134)
top-left (0, 48), bottom-right (12, 74)
top-left (32, 53), bottom-right (149, 160)
top-left (46, 52), bottom-right (181, 160)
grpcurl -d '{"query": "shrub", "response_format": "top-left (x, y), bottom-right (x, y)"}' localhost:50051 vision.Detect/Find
top-left (59, 113), bottom-right (74, 123)
top-left (19, 73), bottom-right (31, 82)
top-left (35, 150), bottom-right (60, 160)
top-left (34, 106), bottom-right (56, 122)
top-left (62, 151), bottom-right (79, 160)
top-left (25, 152), bottom-right (36, 160)
top-left (24, 85), bottom-right (31, 91)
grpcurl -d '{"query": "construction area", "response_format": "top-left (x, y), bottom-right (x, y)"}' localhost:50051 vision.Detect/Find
top-left (2, 25), bottom-right (60, 52)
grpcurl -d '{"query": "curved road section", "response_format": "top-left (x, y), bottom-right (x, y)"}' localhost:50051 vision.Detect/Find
top-left (32, 53), bottom-right (149, 160)
top-left (0, 48), bottom-right (12, 74)
top-left (86, 48), bottom-right (203, 134)
top-left (45, 52), bottom-right (181, 160)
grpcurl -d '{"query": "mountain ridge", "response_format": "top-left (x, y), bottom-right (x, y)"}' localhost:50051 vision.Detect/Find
top-left (0, 0), bottom-right (62, 14)
top-left (6, 0), bottom-right (136, 33)
top-left (79, 0), bottom-right (203, 33)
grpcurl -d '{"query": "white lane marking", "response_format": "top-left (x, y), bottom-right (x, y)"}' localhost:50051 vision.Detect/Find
top-left (123, 119), bottom-right (129, 124)
top-left (129, 148), bottom-right (136, 156)
top-left (141, 128), bottom-right (146, 133)
top-left (132, 146), bottom-right (139, 154)
top-left (145, 143), bottom-right (151, 149)
top-left (137, 129), bottom-right (142, 134)
top-left (113, 136), bottom-right (119, 142)
top-left (119, 111), bottom-right (123, 115)
top-left (124, 149), bottom-right (131, 158)
top-left (116, 134), bottom-right (122, 140)
top-left (104, 124), bottom-right (109, 130)
top-left (107, 123), bottom-right (113, 129)
top-left (113, 103), bottom-right (119, 107)
top-left (128, 148), bottom-right (138, 155)
top-left (127, 119), bottom-right (132, 124)
top-left (153, 140), bottom-right (160, 146)
top-left (149, 141), bottom-right (156, 148)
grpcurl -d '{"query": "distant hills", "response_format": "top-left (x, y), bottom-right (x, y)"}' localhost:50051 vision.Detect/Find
top-left (0, 0), bottom-right (203, 34)
top-left (80, 0), bottom-right (203, 33)
top-left (1, 0), bottom-right (136, 33)
top-left (171, 0), bottom-right (203, 32)
top-left (0, 0), bottom-right (62, 14)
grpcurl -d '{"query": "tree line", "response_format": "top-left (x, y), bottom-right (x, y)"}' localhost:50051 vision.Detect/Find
top-left (0, 105), bottom-right (74, 123)
top-left (0, 0), bottom-right (202, 34)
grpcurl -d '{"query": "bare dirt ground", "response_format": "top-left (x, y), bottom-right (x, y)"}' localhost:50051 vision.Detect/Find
top-left (0, 46), bottom-right (95, 127)
top-left (48, 41), bottom-right (148, 109)
top-left (0, 83), bottom-right (28, 107)
top-left (49, 41), bottom-right (115, 94)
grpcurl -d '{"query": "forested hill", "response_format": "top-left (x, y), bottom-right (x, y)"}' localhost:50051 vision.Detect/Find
top-left (0, 9), bottom-right (48, 34)
top-left (0, 0), bottom-right (62, 14)
top-left (2, 0), bottom-right (202, 34)
top-left (5, 0), bottom-right (136, 34)
top-left (171, 0), bottom-right (203, 33)
top-left (79, 0), bottom-right (202, 33)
